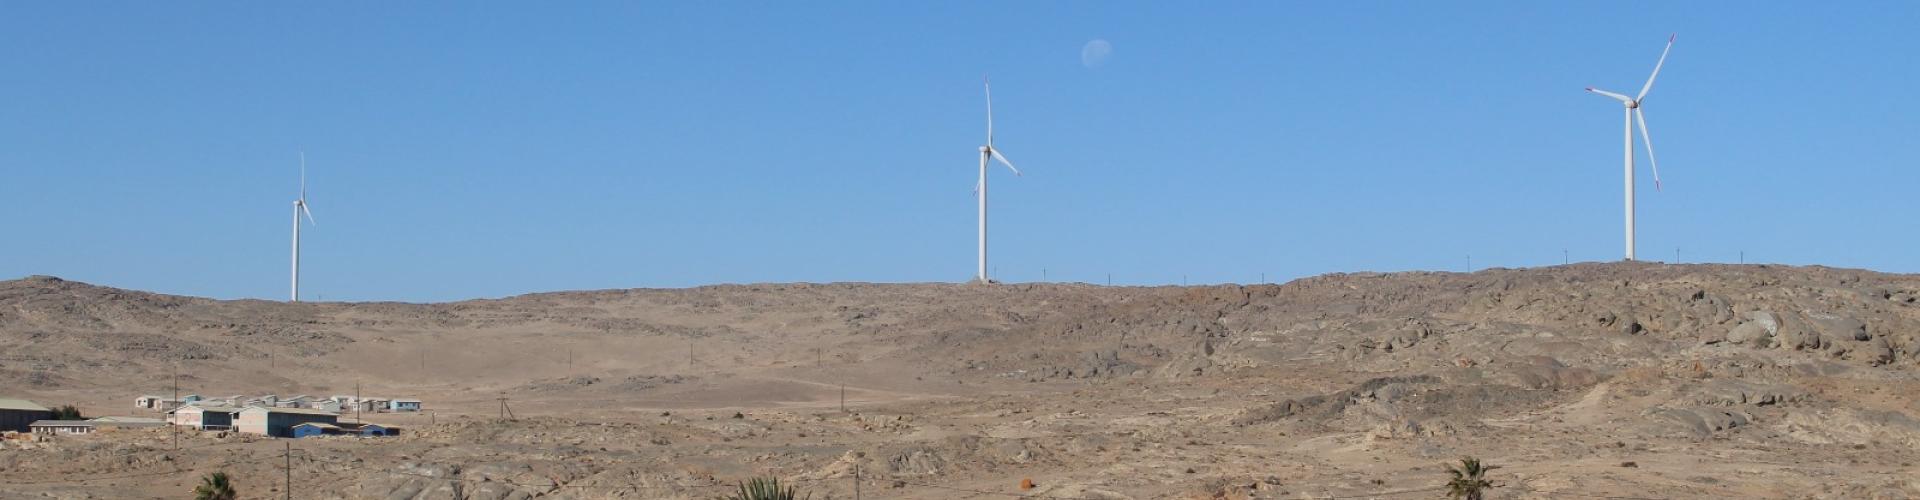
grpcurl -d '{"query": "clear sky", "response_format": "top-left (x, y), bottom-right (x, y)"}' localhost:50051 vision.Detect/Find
top-left (3, 2), bottom-right (1917, 302)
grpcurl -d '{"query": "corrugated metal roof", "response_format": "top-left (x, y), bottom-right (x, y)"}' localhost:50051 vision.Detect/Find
top-left (29, 420), bottom-right (94, 427)
top-left (90, 416), bottom-right (165, 423)
top-left (0, 398), bottom-right (51, 412)
top-left (169, 405), bottom-right (244, 413)
top-left (241, 406), bottom-right (338, 416)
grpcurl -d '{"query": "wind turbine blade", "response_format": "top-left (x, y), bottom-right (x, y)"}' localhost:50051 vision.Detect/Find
top-left (990, 150), bottom-right (1021, 176)
top-left (1635, 108), bottom-right (1662, 191)
top-left (299, 151), bottom-right (308, 199)
top-left (984, 75), bottom-right (993, 146)
top-left (1586, 87), bottom-right (1634, 104)
top-left (300, 203), bottom-right (317, 225)
top-left (1636, 34), bottom-right (1675, 101)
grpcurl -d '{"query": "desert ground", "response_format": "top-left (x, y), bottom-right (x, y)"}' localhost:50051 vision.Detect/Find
top-left (4, 263), bottom-right (1920, 499)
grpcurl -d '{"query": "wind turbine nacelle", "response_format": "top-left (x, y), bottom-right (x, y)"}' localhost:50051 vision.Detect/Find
top-left (978, 146), bottom-right (990, 153)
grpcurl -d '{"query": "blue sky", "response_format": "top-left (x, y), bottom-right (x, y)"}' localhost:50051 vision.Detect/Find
top-left (3, 2), bottom-right (1917, 301)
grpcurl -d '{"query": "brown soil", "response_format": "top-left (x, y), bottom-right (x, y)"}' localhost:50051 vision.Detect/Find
top-left (3, 263), bottom-right (1919, 499)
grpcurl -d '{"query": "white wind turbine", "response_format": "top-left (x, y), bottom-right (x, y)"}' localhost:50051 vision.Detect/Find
top-left (1586, 34), bottom-right (1674, 261)
top-left (975, 76), bottom-right (1022, 284)
top-left (290, 153), bottom-right (316, 302)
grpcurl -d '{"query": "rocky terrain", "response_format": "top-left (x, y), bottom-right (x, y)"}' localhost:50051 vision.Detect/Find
top-left (3, 263), bottom-right (1920, 499)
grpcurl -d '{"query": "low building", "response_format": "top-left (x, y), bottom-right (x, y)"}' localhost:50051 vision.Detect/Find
top-left (0, 398), bottom-right (54, 432)
top-left (309, 400), bottom-right (343, 413)
top-left (234, 406), bottom-right (338, 438)
top-left (88, 416), bottom-right (167, 429)
top-left (169, 405), bottom-right (243, 431)
top-left (30, 420), bottom-right (96, 436)
top-left (30, 417), bottom-right (166, 436)
top-left (290, 422), bottom-right (394, 438)
top-left (391, 399), bottom-right (422, 412)
top-left (353, 398), bottom-right (389, 413)
top-left (135, 395), bottom-right (188, 411)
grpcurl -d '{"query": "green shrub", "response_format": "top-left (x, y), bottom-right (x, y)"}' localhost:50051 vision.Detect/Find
top-left (714, 477), bottom-right (809, 500)
top-left (193, 472), bottom-right (237, 500)
top-left (1444, 457), bottom-right (1498, 500)
top-left (51, 405), bottom-right (82, 420)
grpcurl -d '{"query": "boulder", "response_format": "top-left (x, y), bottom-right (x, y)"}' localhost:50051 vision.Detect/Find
top-left (887, 447), bottom-right (947, 475)
top-left (1806, 313), bottom-right (1870, 341)
top-left (1776, 313), bottom-right (1828, 351)
top-left (1745, 311), bottom-right (1781, 334)
top-left (1861, 337), bottom-right (1896, 366)
top-left (1725, 310), bottom-right (1780, 347)
top-left (1726, 322), bottom-right (1772, 347)
top-left (1692, 380), bottom-right (1807, 406)
top-left (1648, 407), bottom-right (1752, 439)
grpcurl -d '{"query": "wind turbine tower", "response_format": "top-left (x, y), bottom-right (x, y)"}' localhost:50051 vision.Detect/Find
top-left (1586, 34), bottom-right (1674, 261)
top-left (290, 153), bottom-right (316, 302)
top-left (975, 77), bottom-right (1022, 283)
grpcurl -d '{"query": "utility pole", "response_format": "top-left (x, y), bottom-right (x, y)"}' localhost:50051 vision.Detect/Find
top-left (853, 463), bottom-right (861, 500)
top-left (1467, 255), bottom-right (1472, 272)
top-left (1106, 273), bottom-right (1112, 286)
top-left (1740, 251), bottom-right (1745, 264)
top-left (497, 396), bottom-right (514, 420)
top-left (1042, 268), bottom-right (1047, 282)
top-left (839, 383), bottom-right (846, 413)
top-left (284, 441), bottom-right (292, 500)
top-left (1564, 249), bottom-right (1569, 265)
top-left (1261, 272), bottom-right (1266, 284)
top-left (355, 381), bottom-right (362, 424)
top-left (171, 365), bottom-right (179, 451)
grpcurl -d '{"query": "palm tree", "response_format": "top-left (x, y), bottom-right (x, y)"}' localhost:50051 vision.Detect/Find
top-left (1445, 457), bottom-right (1498, 500)
top-left (193, 472), bottom-right (237, 500)
top-left (713, 477), bottom-right (809, 500)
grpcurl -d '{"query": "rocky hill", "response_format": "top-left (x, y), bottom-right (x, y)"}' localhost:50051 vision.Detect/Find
top-left (3, 263), bottom-right (1920, 498)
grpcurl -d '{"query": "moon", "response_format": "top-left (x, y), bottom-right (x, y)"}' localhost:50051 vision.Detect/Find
top-left (1081, 39), bottom-right (1113, 68)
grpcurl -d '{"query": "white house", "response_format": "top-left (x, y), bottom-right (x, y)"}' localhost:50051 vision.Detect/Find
top-left (309, 399), bottom-right (343, 413)
top-left (168, 405), bottom-right (242, 431)
top-left (134, 395), bottom-right (176, 410)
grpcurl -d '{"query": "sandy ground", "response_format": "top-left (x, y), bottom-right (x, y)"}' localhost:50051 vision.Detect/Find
top-left (3, 263), bottom-right (1920, 499)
